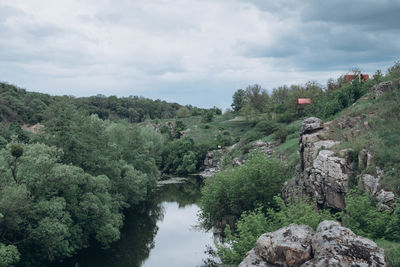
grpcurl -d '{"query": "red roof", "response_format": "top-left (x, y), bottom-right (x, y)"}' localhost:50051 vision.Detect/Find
top-left (345, 74), bottom-right (369, 82)
top-left (297, 98), bottom-right (312, 104)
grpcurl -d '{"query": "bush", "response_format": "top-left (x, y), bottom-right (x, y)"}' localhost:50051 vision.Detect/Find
top-left (255, 120), bottom-right (278, 135)
top-left (273, 126), bottom-right (288, 144)
top-left (199, 154), bottom-right (287, 229)
top-left (339, 190), bottom-right (393, 240)
top-left (202, 110), bottom-right (214, 123)
top-left (277, 111), bottom-right (295, 123)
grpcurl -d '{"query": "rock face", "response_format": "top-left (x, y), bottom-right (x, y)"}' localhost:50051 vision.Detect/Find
top-left (199, 149), bottom-right (225, 178)
top-left (373, 81), bottom-right (394, 99)
top-left (239, 221), bottom-right (387, 267)
top-left (251, 140), bottom-right (275, 156)
top-left (256, 225), bottom-right (314, 266)
top-left (283, 117), bottom-right (351, 210)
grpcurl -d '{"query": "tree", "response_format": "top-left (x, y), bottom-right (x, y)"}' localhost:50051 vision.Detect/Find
top-left (245, 84), bottom-right (269, 112)
top-left (231, 89), bottom-right (246, 112)
top-left (202, 110), bottom-right (214, 123)
top-left (176, 106), bottom-right (191, 118)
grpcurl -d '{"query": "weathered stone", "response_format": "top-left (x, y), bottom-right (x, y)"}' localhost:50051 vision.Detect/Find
top-left (239, 248), bottom-right (274, 267)
top-left (200, 150), bottom-right (225, 178)
top-left (358, 149), bottom-right (368, 169)
top-left (283, 117), bottom-right (351, 210)
top-left (240, 221), bottom-right (387, 267)
top-left (303, 221), bottom-right (386, 267)
top-left (373, 81), bottom-right (394, 99)
top-left (309, 150), bottom-right (350, 210)
top-left (301, 117), bottom-right (323, 134)
top-left (376, 189), bottom-right (395, 204)
top-left (232, 157), bottom-right (243, 167)
top-left (255, 224), bottom-right (314, 266)
top-left (361, 174), bottom-right (380, 195)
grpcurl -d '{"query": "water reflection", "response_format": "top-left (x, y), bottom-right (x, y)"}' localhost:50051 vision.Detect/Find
top-left (55, 176), bottom-right (211, 267)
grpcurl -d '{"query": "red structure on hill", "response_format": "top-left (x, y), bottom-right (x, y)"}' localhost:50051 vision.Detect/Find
top-left (345, 74), bottom-right (369, 82)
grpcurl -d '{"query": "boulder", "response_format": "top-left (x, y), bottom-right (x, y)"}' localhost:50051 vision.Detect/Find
top-left (304, 221), bottom-right (386, 267)
top-left (376, 189), bottom-right (395, 205)
top-left (232, 157), bottom-right (243, 167)
top-left (255, 224), bottom-right (314, 266)
top-left (239, 248), bottom-right (274, 267)
top-left (361, 174), bottom-right (380, 195)
top-left (240, 221), bottom-right (387, 267)
top-left (301, 117), bottom-right (323, 134)
top-left (373, 81), bottom-right (394, 99)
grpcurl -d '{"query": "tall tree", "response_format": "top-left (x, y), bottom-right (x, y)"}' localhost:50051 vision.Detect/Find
top-left (231, 89), bottom-right (246, 112)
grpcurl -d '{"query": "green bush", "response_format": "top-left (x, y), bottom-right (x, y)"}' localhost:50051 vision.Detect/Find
top-left (339, 190), bottom-right (393, 240)
top-left (199, 154), bottom-right (287, 229)
top-left (255, 120), bottom-right (278, 135)
top-left (273, 126), bottom-right (288, 144)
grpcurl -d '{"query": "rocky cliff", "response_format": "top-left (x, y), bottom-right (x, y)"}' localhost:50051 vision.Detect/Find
top-left (282, 116), bottom-right (395, 211)
top-left (282, 117), bottom-right (352, 210)
top-left (239, 220), bottom-right (387, 267)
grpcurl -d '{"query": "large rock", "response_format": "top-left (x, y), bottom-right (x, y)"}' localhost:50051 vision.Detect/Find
top-left (310, 150), bottom-right (350, 210)
top-left (303, 221), bottom-right (386, 267)
top-left (373, 81), bottom-right (394, 99)
top-left (301, 117), bottom-right (323, 134)
top-left (256, 224), bottom-right (314, 266)
top-left (240, 221), bottom-right (387, 267)
top-left (283, 117), bottom-right (350, 210)
top-left (199, 149), bottom-right (225, 178)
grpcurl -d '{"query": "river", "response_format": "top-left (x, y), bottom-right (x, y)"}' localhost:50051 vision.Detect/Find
top-left (56, 176), bottom-right (215, 267)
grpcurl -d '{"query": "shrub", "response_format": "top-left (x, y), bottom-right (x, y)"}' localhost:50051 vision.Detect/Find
top-left (255, 120), bottom-right (278, 135)
top-left (199, 154), bottom-right (287, 229)
top-left (273, 126), bottom-right (288, 144)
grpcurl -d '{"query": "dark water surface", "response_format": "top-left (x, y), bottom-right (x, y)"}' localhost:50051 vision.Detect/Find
top-left (56, 177), bottom-right (214, 267)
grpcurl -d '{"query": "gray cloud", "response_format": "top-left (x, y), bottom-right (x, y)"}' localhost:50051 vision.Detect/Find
top-left (0, 0), bottom-right (399, 109)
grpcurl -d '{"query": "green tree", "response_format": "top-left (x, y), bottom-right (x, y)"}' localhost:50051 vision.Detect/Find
top-left (245, 84), bottom-right (269, 112)
top-left (231, 89), bottom-right (246, 112)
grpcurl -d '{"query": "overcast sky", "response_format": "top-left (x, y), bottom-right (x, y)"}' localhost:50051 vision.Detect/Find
top-left (0, 0), bottom-right (399, 109)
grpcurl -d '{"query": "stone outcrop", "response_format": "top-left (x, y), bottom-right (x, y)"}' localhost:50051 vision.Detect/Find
top-left (251, 140), bottom-right (275, 156)
top-left (240, 221), bottom-right (387, 267)
top-left (283, 117), bottom-right (396, 211)
top-left (199, 149), bottom-right (225, 178)
top-left (373, 81), bottom-right (394, 99)
top-left (283, 117), bottom-right (351, 210)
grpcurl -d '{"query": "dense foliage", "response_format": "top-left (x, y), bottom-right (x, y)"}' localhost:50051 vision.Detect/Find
top-left (0, 99), bottom-right (165, 266)
top-left (199, 153), bottom-right (287, 230)
top-left (161, 137), bottom-right (208, 175)
top-left (0, 82), bottom-right (187, 124)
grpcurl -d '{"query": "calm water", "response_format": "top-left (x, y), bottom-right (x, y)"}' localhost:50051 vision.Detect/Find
top-left (56, 177), bottom-right (214, 267)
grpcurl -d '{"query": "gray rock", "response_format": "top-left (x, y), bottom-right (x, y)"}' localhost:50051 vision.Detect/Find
top-left (232, 157), bottom-right (243, 167)
top-left (240, 221), bottom-right (387, 267)
top-left (358, 149), bottom-right (373, 170)
top-left (301, 117), bottom-right (323, 134)
top-left (361, 174), bottom-right (380, 195)
top-left (303, 220), bottom-right (386, 267)
top-left (239, 248), bottom-right (274, 267)
top-left (373, 81), bottom-right (394, 99)
top-left (256, 224), bottom-right (314, 266)
top-left (376, 189), bottom-right (395, 204)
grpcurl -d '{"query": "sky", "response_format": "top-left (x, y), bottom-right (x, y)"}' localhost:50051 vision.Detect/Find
top-left (0, 0), bottom-right (399, 109)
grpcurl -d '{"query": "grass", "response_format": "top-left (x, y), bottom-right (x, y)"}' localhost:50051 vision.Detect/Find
top-left (376, 239), bottom-right (400, 267)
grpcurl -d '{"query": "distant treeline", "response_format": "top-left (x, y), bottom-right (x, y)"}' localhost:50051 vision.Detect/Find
top-left (0, 82), bottom-right (203, 124)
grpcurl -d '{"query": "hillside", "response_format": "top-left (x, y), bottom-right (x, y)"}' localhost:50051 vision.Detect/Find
top-left (196, 64), bottom-right (400, 266)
